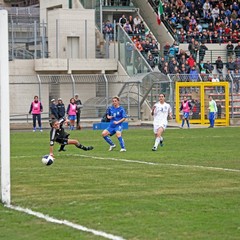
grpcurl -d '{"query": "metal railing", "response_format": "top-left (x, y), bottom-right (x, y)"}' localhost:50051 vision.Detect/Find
top-left (117, 24), bottom-right (154, 76)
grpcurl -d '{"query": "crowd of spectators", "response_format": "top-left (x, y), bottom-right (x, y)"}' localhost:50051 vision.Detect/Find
top-left (103, 13), bottom-right (161, 70)
top-left (102, 0), bottom-right (240, 93)
top-left (158, 43), bottom-right (240, 93)
top-left (155, 0), bottom-right (240, 44)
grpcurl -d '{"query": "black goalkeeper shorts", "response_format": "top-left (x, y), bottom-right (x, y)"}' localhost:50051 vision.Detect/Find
top-left (56, 133), bottom-right (70, 145)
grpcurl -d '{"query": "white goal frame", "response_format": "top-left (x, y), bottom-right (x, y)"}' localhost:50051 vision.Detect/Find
top-left (0, 10), bottom-right (10, 205)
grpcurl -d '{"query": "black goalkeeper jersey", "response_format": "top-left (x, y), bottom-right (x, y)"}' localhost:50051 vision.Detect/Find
top-left (50, 118), bottom-right (69, 146)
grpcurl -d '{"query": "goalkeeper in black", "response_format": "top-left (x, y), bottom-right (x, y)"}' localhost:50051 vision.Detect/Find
top-left (49, 118), bottom-right (93, 157)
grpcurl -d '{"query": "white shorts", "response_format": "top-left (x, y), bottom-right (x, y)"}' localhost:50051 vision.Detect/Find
top-left (153, 123), bottom-right (167, 134)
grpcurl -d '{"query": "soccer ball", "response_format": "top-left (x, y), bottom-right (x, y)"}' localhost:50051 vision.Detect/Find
top-left (41, 155), bottom-right (54, 166)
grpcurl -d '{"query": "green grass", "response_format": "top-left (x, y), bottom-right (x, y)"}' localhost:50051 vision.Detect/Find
top-left (0, 127), bottom-right (240, 240)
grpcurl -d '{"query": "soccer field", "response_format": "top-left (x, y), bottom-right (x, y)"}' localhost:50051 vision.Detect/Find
top-left (0, 127), bottom-right (240, 240)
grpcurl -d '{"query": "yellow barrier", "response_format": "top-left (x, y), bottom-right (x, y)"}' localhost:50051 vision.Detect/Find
top-left (175, 82), bottom-right (229, 126)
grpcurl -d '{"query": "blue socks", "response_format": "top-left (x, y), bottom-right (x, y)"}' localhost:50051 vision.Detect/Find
top-left (103, 136), bottom-right (115, 146)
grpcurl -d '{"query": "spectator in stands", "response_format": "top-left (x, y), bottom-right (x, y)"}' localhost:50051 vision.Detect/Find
top-left (161, 63), bottom-right (169, 75)
top-left (196, 22), bottom-right (203, 33)
top-left (179, 65), bottom-right (190, 91)
top-left (208, 95), bottom-right (217, 128)
top-left (211, 30), bottom-right (220, 43)
top-left (119, 14), bottom-right (127, 26)
top-left (138, 21), bottom-right (145, 36)
top-left (204, 61), bottom-right (214, 74)
top-left (128, 15), bottom-right (134, 30)
top-left (177, 49), bottom-right (188, 63)
top-left (187, 54), bottom-right (196, 68)
top-left (199, 60), bottom-right (207, 74)
top-left (193, 40), bottom-right (200, 61)
top-left (235, 57), bottom-right (240, 70)
top-left (123, 20), bottom-right (133, 34)
top-left (147, 54), bottom-right (156, 70)
top-left (188, 38), bottom-right (195, 57)
top-left (142, 40), bottom-right (151, 58)
top-left (163, 42), bottom-right (171, 62)
top-left (184, 59), bottom-right (191, 73)
top-left (226, 41), bottom-right (234, 58)
top-left (29, 95), bottom-right (43, 132)
top-left (103, 20), bottom-right (114, 41)
top-left (234, 41), bottom-right (240, 59)
top-left (211, 6), bottom-right (220, 23)
top-left (203, 11), bottom-right (213, 24)
top-left (135, 40), bottom-right (143, 53)
top-left (169, 58), bottom-right (178, 74)
top-left (150, 39), bottom-right (159, 63)
top-left (177, 28), bottom-right (187, 43)
top-left (177, 53), bottom-right (187, 67)
top-left (168, 44), bottom-right (177, 60)
top-left (199, 41), bottom-right (208, 62)
top-left (126, 42), bottom-right (133, 65)
top-left (172, 40), bottom-right (179, 55)
top-left (203, 0), bottom-right (211, 18)
top-left (189, 65), bottom-right (199, 83)
top-left (211, 74), bottom-right (222, 94)
top-left (158, 57), bottom-right (166, 72)
top-left (133, 15), bottom-right (141, 27)
top-left (169, 12), bottom-right (177, 27)
top-left (226, 57), bottom-right (237, 73)
top-left (215, 56), bottom-right (224, 76)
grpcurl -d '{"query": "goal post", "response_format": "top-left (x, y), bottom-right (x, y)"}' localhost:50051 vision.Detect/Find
top-left (0, 10), bottom-right (11, 205)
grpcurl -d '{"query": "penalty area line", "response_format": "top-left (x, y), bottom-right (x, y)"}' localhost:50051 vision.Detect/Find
top-left (6, 205), bottom-right (125, 240)
top-left (70, 154), bottom-right (240, 173)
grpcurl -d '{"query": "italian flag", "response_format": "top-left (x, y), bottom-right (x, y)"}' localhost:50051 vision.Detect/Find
top-left (157, 0), bottom-right (164, 25)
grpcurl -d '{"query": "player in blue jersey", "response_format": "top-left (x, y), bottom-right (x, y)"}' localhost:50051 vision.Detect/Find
top-left (102, 96), bottom-right (127, 152)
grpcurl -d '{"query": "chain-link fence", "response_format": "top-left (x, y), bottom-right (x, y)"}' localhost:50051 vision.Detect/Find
top-left (9, 72), bottom-right (174, 123)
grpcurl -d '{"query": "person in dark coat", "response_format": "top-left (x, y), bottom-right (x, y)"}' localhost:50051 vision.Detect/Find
top-left (57, 98), bottom-right (65, 119)
top-left (50, 99), bottom-right (59, 120)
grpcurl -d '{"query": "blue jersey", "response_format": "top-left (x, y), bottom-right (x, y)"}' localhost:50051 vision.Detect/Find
top-left (107, 105), bottom-right (127, 128)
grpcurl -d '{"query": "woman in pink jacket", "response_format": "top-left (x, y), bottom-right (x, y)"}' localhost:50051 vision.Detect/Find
top-left (66, 98), bottom-right (77, 130)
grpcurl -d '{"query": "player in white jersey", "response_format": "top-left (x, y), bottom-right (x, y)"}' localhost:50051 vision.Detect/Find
top-left (151, 93), bottom-right (172, 151)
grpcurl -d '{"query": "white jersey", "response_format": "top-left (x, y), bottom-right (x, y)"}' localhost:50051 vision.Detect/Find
top-left (153, 102), bottom-right (172, 129)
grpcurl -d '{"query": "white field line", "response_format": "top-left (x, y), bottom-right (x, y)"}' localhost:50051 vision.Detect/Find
top-left (68, 154), bottom-right (240, 173)
top-left (12, 155), bottom-right (240, 172)
top-left (6, 205), bottom-right (125, 240)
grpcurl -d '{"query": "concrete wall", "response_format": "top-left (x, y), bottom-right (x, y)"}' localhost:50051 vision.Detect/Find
top-left (34, 58), bottom-right (118, 73)
top-left (47, 8), bottom-right (95, 59)
top-left (40, 0), bottom-right (68, 25)
top-left (9, 60), bottom-right (36, 75)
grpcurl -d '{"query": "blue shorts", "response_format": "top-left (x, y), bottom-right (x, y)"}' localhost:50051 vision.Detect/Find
top-left (68, 115), bottom-right (76, 121)
top-left (106, 125), bottom-right (123, 136)
top-left (183, 112), bottom-right (190, 119)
